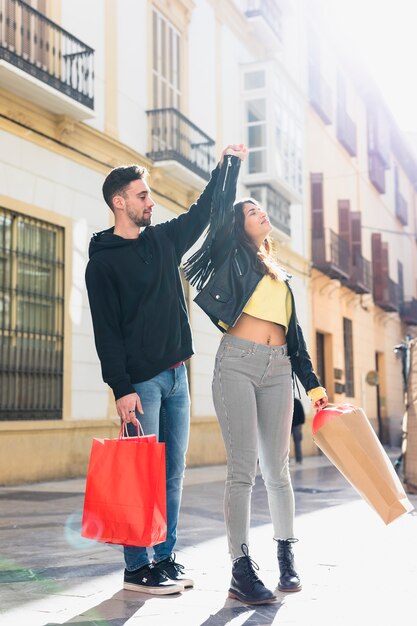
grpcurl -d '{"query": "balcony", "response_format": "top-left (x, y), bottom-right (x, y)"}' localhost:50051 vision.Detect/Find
top-left (373, 276), bottom-right (399, 312)
top-left (395, 192), bottom-right (408, 226)
top-left (400, 299), bottom-right (417, 325)
top-left (309, 66), bottom-right (332, 125)
top-left (247, 184), bottom-right (291, 238)
top-left (146, 108), bottom-right (216, 186)
top-left (0, 0), bottom-right (94, 119)
top-left (369, 152), bottom-right (386, 194)
top-left (337, 108), bottom-right (357, 157)
top-left (312, 229), bottom-right (350, 280)
top-left (346, 251), bottom-right (372, 294)
top-left (245, 0), bottom-right (283, 46)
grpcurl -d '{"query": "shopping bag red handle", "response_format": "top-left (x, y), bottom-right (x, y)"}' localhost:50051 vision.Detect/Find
top-left (118, 421), bottom-right (145, 439)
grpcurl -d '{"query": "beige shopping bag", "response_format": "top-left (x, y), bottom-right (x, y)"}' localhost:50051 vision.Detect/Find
top-left (312, 405), bottom-right (414, 524)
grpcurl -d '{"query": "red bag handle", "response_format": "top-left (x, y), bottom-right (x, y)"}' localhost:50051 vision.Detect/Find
top-left (118, 420), bottom-right (145, 439)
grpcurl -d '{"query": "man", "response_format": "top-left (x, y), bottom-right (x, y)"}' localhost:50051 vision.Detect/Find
top-left (85, 145), bottom-right (246, 596)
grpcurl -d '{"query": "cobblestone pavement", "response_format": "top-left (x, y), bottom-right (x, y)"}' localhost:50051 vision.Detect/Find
top-left (0, 453), bottom-right (416, 626)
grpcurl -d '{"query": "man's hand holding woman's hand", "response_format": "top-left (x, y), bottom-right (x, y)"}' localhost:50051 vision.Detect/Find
top-left (220, 144), bottom-right (248, 166)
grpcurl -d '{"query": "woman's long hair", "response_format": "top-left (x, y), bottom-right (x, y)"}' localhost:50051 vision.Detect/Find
top-left (234, 198), bottom-right (288, 281)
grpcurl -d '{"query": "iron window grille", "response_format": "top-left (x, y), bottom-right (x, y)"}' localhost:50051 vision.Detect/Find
top-left (0, 207), bottom-right (64, 420)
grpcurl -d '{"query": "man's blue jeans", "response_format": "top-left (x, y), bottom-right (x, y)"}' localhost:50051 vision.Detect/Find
top-left (124, 364), bottom-right (190, 571)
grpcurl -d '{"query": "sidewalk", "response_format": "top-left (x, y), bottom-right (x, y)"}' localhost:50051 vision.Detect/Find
top-left (0, 452), bottom-right (416, 626)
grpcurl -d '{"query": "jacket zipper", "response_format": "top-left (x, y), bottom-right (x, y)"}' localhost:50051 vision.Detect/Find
top-left (222, 155), bottom-right (232, 191)
top-left (234, 250), bottom-right (243, 276)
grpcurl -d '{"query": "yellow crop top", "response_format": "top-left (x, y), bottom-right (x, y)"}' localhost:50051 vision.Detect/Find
top-left (219, 275), bottom-right (292, 331)
top-left (218, 275), bottom-right (327, 404)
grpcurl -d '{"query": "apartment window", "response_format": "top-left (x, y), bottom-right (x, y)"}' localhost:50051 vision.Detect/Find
top-left (246, 98), bottom-right (267, 174)
top-left (244, 70), bottom-right (265, 90)
top-left (243, 65), bottom-right (303, 195)
top-left (343, 318), bottom-right (354, 397)
top-left (275, 80), bottom-right (303, 195)
top-left (0, 208), bottom-right (64, 420)
top-left (152, 8), bottom-right (181, 109)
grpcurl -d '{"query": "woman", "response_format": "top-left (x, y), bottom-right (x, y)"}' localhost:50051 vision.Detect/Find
top-left (185, 151), bottom-right (328, 605)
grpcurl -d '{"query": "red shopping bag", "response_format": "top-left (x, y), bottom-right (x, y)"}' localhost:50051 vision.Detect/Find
top-left (81, 423), bottom-right (166, 546)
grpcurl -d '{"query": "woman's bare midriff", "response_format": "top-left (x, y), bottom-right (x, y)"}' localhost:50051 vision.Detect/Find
top-left (226, 313), bottom-right (286, 346)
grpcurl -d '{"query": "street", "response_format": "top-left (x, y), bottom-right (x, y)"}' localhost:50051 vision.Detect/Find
top-left (0, 454), bottom-right (416, 626)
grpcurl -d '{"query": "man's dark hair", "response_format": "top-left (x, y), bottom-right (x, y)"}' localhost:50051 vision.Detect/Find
top-left (102, 165), bottom-right (148, 211)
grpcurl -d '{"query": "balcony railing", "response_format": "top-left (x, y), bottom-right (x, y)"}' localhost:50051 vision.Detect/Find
top-left (395, 192), bottom-right (408, 226)
top-left (369, 152), bottom-right (386, 194)
top-left (400, 299), bottom-right (417, 325)
top-left (146, 108), bottom-right (216, 181)
top-left (373, 276), bottom-right (399, 312)
top-left (245, 0), bottom-right (283, 42)
top-left (312, 229), bottom-right (350, 280)
top-left (346, 251), bottom-right (372, 294)
top-left (309, 67), bottom-right (332, 125)
top-left (337, 108), bottom-right (357, 157)
top-left (0, 0), bottom-right (94, 109)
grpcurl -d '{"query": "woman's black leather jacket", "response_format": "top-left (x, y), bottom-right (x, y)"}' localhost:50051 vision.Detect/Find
top-left (189, 156), bottom-right (321, 393)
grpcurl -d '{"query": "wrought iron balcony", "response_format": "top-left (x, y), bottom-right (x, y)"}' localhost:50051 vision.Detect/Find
top-left (400, 299), bottom-right (417, 325)
top-left (0, 0), bottom-right (94, 113)
top-left (395, 192), bottom-right (408, 226)
top-left (346, 251), bottom-right (372, 294)
top-left (312, 229), bottom-right (350, 280)
top-left (245, 0), bottom-right (283, 44)
top-left (373, 276), bottom-right (399, 312)
top-left (337, 108), bottom-right (357, 157)
top-left (309, 66), bottom-right (332, 125)
top-left (247, 184), bottom-right (291, 237)
top-left (146, 108), bottom-right (216, 183)
top-left (369, 152), bottom-right (386, 194)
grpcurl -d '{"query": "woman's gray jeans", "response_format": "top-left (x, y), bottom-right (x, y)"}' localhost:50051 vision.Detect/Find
top-left (212, 334), bottom-right (295, 560)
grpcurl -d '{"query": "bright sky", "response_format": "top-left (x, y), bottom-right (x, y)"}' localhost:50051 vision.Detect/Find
top-left (318, 0), bottom-right (417, 133)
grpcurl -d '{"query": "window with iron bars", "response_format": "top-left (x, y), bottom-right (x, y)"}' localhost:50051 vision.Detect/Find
top-left (0, 207), bottom-right (64, 420)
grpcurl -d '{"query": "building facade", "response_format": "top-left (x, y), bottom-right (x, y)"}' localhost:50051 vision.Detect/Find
top-left (0, 0), bottom-right (416, 483)
top-left (306, 3), bottom-right (417, 444)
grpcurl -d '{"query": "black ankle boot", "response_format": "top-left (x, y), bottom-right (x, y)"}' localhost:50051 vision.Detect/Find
top-left (228, 544), bottom-right (276, 605)
top-left (277, 538), bottom-right (302, 592)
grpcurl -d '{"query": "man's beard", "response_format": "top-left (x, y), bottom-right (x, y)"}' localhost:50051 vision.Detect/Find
top-left (126, 207), bottom-right (151, 227)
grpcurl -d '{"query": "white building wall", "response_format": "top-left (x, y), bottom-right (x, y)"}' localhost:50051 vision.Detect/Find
top-left (0, 129), bottom-right (107, 419)
top-left (0, 0), bottom-right (316, 427)
top-left (61, 0), bottom-right (106, 133)
top-left (117, 0), bottom-right (149, 155)
top-left (188, 1), bottom-right (217, 139)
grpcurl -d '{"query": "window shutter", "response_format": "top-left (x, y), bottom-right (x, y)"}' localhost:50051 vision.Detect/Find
top-left (311, 173), bottom-right (324, 237)
top-left (398, 261), bottom-right (404, 303)
top-left (351, 212), bottom-right (362, 264)
top-left (338, 199), bottom-right (351, 246)
top-left (372, 233), bottom-right (383, 302)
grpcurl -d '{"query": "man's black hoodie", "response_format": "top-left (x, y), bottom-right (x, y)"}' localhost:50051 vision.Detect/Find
top-left (85, 165), bottom-right (220, 400)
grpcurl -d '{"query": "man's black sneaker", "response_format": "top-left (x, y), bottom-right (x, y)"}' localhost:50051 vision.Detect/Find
top-left (123, 563), bottom-right (183, 595)
top-left (153, 554), bottom-right (194, 588)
